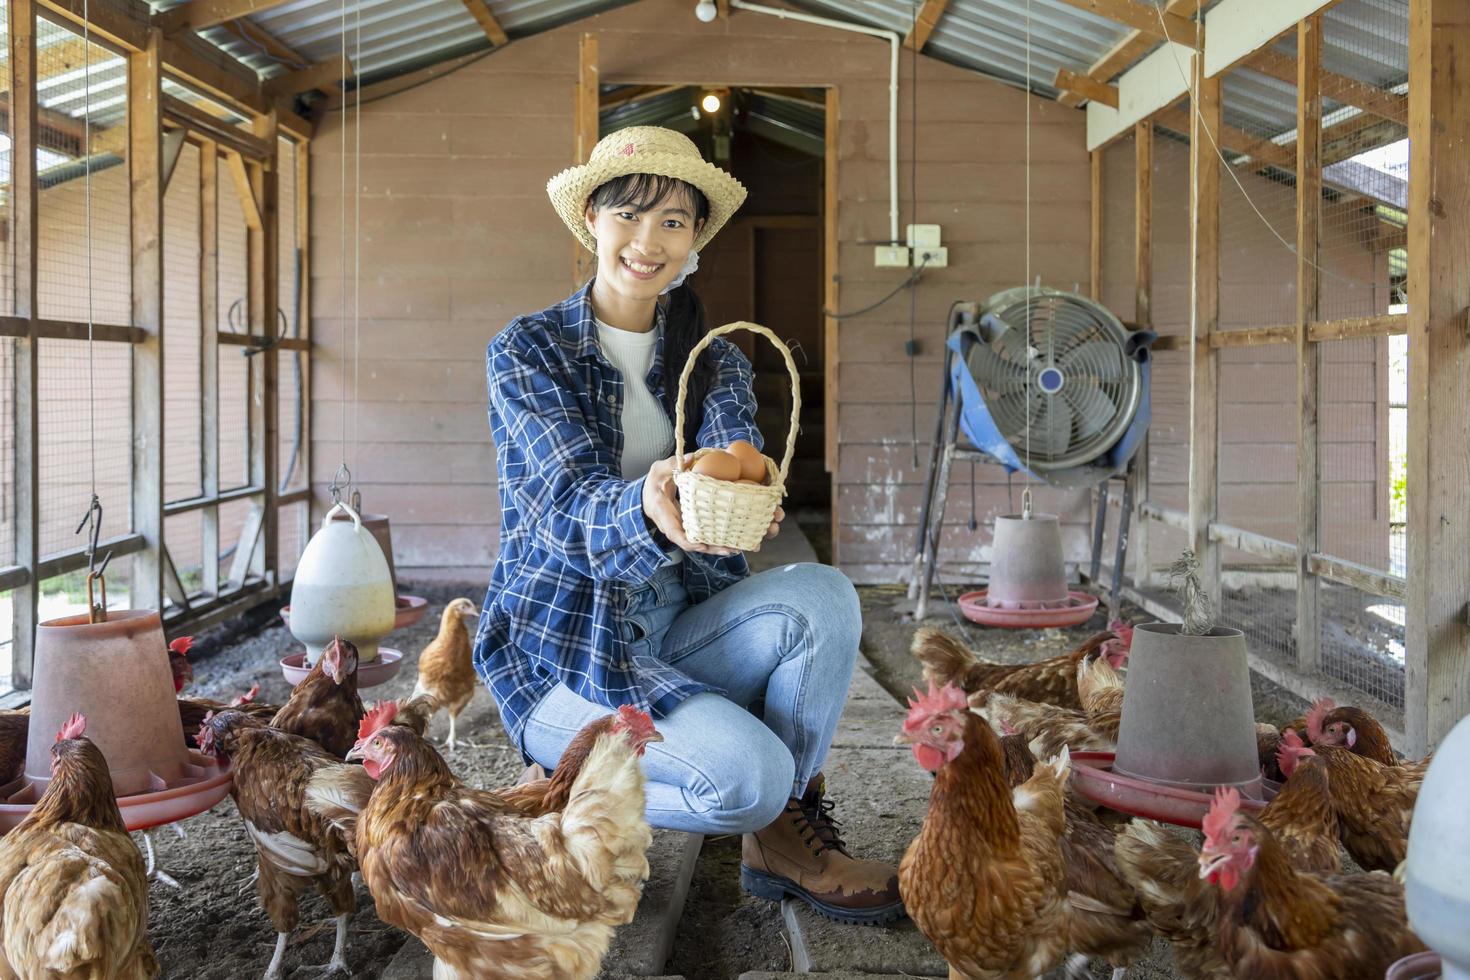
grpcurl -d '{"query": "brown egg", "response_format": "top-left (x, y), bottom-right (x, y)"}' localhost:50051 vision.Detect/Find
top-left (691, 450), bottom-right (742, 482)
top-left (727, 439), bottom-right (768, 483)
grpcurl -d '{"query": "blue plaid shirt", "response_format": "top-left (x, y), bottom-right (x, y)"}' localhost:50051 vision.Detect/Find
top-left (474, 281), bottom-right (761, 752)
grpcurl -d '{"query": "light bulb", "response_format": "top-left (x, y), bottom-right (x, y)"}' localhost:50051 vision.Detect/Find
top-left (701, 92), bottom-right (722, 113)
top-left (695, 0), bottom-right (718, 22)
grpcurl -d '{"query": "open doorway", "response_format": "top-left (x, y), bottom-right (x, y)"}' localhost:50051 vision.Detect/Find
top-left (601, 85), bottom-right (832, 559)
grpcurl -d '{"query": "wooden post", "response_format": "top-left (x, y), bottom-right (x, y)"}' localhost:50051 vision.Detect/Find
top-left (1405, 0), bottom-right (1470, 755)
top-left (294, 141), bottom-right (312, 558)
top-left (572, 33), bottom-right (598, 286)
top-left (130, 27), bottom-right (165, 614)
top-left (1089, 150), bottom-right (1102, 302)
top-left (1132, 119), bottom-right (1153, 588)
top-left (1188, 70), bottom-right (1222, 598)
top-left (9, 0), bottom-right (40, 688)
top-left (1295, 15), bottom-right (1323, 672)
top-left (251, 112), bottom-right (280, 586)
top-left (200, 140), bottom-right (221, 599)
top-left (824, 87), bottom-right (840, 563)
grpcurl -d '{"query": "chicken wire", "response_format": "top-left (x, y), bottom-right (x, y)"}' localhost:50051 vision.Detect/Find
top-left (39, 554), bottom-right (134, 620)
top-left (279, 349), bottom-right (306, 492)
top-left (164, 142), bottom-right (203, 504)
top-left (164, 511), bottom-right (205, 610)
top-left (1, 0), bottom-right (12, 318)
top-left (0, 339), bottom-right (14, 566)
top-left (37, 339), bottom-right (131, 558)
top-left (1098, 133), bottom-right (1135, 322)
top-left (218, 496), bottom-right (256, 589)
top-left (220, 162), bottom-right (252, 491)
top-left (36, 18), bottom-right (130, 325)
top-left (277, 501), bottom-right (308, 583)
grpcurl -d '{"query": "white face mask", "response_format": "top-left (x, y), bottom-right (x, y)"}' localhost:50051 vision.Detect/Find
top-left (660, 250), bottom-right (700, 296)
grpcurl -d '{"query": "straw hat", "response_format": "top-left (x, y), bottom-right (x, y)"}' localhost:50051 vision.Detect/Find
top-left (547, 126), bottom-right (748, 254)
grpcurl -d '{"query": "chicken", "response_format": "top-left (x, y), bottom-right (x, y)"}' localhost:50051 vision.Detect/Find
top-left (311, 701), bottom-right (661, 980)
top-left (896, 682), bottom-right (1080, 979)
top-left (1263, 741), bottom-right (1341, 874)
top-left (385, 691), bottom-right (439, 738)
top-left (0, 709), bottom-right (29, 785)
top-left (271, 636), bottom-right (365, 758)
top-left (1256, 723), bottom-right (1286, 782)
top-left (411, 597), bottom-right (480, 751)
top-left (1197, 786), bottom-right (1424, 978)
top-left (1280, 729), bottom-right (1420, 873)
top-left (982, 648), bottom-right (1127, 758)
top-left (178, 684), bottom-right (279, 746)
top-left (1307, 697), bottom-right (1407, 767)
top-left (168, 635), bottom-right (195, 693)
top-left (913, 621), bottom-right (1128, 712)
top-left (197, 709), bottom-right (372, 979)
top-left (0, 714), bottom-right (157, 980)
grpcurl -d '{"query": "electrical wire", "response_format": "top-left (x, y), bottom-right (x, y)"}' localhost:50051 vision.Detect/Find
top-left (1023, 0), bottom-right (1033, 498)
top-left (822, 258), bottom-right (927, 320)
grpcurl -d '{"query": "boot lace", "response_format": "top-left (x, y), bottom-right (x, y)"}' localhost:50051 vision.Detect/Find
top-left (791, 794), bottom-right (849, 857)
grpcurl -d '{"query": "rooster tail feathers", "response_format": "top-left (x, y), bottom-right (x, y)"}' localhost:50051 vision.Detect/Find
top-left (910, 628), bottom-right (977, 688)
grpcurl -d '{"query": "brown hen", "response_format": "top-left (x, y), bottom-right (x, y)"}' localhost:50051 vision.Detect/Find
top-left (271, 636), bottom-right (365, 758)
top-left (913, 625), bottom-right (1126, 712)
top-left (411, 597), bottom-right (479, 751)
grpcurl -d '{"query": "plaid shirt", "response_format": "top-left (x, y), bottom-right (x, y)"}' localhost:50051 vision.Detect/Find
top-left (474, 281), bottom-right (761, 752)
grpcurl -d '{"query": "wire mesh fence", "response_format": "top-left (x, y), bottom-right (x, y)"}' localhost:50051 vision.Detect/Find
top-left (218, 496), bottom-right (256, 590)
top-left (35, 18), bottom-right (130, 324)
top-left (220, 163), bottom-right (252, 491)
top-left (165, 141), bottom-right (203, 504)
top-left (1, 0), bottom-right (12, 318)
top-left (1099, 132), bottom-right (1135, 321)
top-left (0, 339), bottom-right (13, 566)
top-left (278, 501), bottom-right (308, 583)
top-left (164, 511), bottom-right (205, 612)
top-left (37, 339), bottom-right (131, 557)
top-left (1321, 581), bottom-right (1405, 715)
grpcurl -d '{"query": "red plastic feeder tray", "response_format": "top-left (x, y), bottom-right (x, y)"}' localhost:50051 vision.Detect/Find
top-left (281, 594), bottom-right (428, 634)
top-left (280, 648), bottom-right (404, 689)
top-left (0, 753), bottom-right (233, 835)
top-left (957, 589), bottom-right (1099, 629)
top-left (1070, 751), bottom-right (1270, 829)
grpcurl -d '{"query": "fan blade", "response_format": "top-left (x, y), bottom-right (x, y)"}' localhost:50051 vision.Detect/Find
top-left (1058, 340), bottom-right (1125, 382)
top-left (1027, 395), bottom-right (1077, 458)
top-left (966, 342), bottom-right (1027, 394)
top-left (990, 389), bottom-right (1034, 437)
top-left (994, 322), bottom-right (1035, 367)
top-left (1061, 382), bottom-right (1117, 441)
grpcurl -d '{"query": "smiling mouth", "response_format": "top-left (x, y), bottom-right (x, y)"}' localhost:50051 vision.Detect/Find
top-left (1198, 852), bottom-right (1230, 880)
top-left (621, 256), bottom-right (664, 278)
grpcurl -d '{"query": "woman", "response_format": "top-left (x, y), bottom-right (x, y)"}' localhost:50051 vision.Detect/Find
top-left (474, 127), bottom-right (903, 925)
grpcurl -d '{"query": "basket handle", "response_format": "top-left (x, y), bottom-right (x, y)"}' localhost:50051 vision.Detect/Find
top-left (673, 321), bottom-right (802, 484)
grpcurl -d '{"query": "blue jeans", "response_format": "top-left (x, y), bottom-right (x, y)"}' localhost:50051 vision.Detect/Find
top-left (522, 561), bottom-right (861, 835)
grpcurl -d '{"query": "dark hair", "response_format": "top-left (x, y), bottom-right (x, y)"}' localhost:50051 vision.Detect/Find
top-left (588, 173), bottom-right (716, 449)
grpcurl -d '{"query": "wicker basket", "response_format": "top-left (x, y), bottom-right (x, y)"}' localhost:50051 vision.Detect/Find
top-left (673, 321), bottom-right (801, 551)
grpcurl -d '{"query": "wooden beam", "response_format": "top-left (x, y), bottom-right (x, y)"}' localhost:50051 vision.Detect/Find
top-left (1307, 553), bottom-right (1406, 601)
top-left (1049, 0), bottom-right (1198, 42)
top-left (1055, 67), bottom-right (1118, 108)
top-left (262, 53), bottom-right (352, 98)
top-left (600, 84), bottom-right (685, 112)
top-left (457, 0), bottom-right (509, 46)
top-left (904, 0), bottom-right (950, 52)
top-left (156, 0), bottom-right (297, 35)
top-left (1187, 68), bottom-right (1222, 599)
top-left (573, 32), bottom-right (598, 286)
top-left (1209, 522), bottom-right (1297, 563)
top-left (1060, 0), bottom-right (1200, 108)
top-left (1246, 48), bottom-right (1406, 125)
top-left (163, 93), bottom-right (271, 158)
top-left (1405, 0), bottom-right (1470, 756)
top-left (161, 126), bottom-right (187, 189)
top-left (38, 0), bottom-right (148, 52)
top-left (1210, 325), bottom-right (1295, 347)
top-left (1296, 14), bottom-right (1323, 673)
top-left (217, 18), bottom-right (310, 73)
top-left (130, 27), bottom-right (166, 616)
top-left (200, 140), bottom-right (221, 599)
top-left (159, 35), bottom-right (312, 140)
top-left (1131, 119), bottom-right (1152, 589)
top-left (10, 0), bottom-right (40, 688)
top-left (824, 86), bottom-right (839, 475)
top-left (1308, 312), bottom-right (1407, 341)
top-left (0, 317), bottom-right (147, 343)
top-left (249, 111), bottom-right (280, 587)
top-left (1089, 150), bottom-right (1102, 301)
top-left (1154, 105), bottom-right (1295, 170)
top-left (225, 149), bottom-right (262, 229)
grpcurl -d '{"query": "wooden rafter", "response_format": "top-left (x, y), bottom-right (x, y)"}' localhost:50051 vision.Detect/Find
top-left (903, 0), bottom-right (950, 52)
top-left (1058, 0), bottom-right (1201, 107)
top-left (457, 0), bottom-right (510, 47)
top-left (1050, 0), bottom-right (1198, 46)
top-left (218, 18), bottom-right (311, 72)
top-left (224, 149), bottom-right (262, 230)
top-left (1246, 49), bottom-right (1406, 125)
top-left (262, 53), bottom-right (353, 97)
top-left (601, 84), bottom-right (685, 111)
top-left (156, 0), bottom-right (297, 35)
top-left (1053, 67), bottom-right (1118, 107)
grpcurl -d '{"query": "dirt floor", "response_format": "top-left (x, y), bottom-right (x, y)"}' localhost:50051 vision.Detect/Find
top-left (137, 577), bottom-right (1319, 979)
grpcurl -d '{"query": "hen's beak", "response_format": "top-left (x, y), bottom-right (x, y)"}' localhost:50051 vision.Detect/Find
top-left (345, 741), bottom-right (367, 762)
top-left (1198, 850), bottom-right (1230, 880)
top-left (893, 731), bottom-right (917, 746)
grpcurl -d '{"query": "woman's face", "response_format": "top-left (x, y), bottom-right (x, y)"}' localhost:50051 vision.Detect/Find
top-left (584, 185), bottom-right (705, 302)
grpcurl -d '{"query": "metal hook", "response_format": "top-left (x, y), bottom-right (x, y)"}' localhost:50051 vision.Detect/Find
top-left (73, 494), bottom-right (112, 623)
top-left (329, 463), bottom-right (352, 505)
top-left (1020, 486), bottom-right (1034, 520)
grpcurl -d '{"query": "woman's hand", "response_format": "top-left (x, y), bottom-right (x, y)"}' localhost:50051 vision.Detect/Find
top-left (642, 454), bottom-right (739, 558)
top-left (765, 505), bottom-right (785, 541)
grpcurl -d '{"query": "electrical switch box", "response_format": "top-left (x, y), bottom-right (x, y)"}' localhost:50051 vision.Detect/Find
top-left (874, 244), bottom-right (911, 267)
top-left (906, 224), bottom-right (942, 249)
top-left (915, 246), bottom-right (949, 268)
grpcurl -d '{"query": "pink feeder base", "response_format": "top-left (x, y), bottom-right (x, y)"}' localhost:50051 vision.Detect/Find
top-left (0, 754), bottom-right (232, 835)
top-left (280, 648), bottom-right (404, 689)
top-left (1386, 953), bottom-right (1443, 980)
top-left (281, 593), bottom-right (428, 633)
top-left (957, 590), bottom-right (1099, 629)
top-left (1070, 751), bottom-right (1270, 829)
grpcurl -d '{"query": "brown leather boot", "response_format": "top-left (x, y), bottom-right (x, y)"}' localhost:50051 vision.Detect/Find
top-left (740, 774), bottom-right (905, 925)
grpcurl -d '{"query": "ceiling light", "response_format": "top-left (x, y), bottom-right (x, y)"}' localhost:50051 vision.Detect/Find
top-left (695, 0), bottom-right (718, 22)
top-left (701, 92), bottom-right (722, 113)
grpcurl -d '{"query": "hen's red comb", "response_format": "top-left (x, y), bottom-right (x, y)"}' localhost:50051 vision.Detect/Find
top-left (358, 700), bottom-right (399, 741)
top-left (229, 682), bottom-right (260, 707)
top-left (1202, 786), bottom-right (1241, 843)
top-left (55, 712), bottom-right (87, 741)
top-left (1282, 728), bottom-right (1306, 750)
top-left (902, 682), bottom-right (968, 732)
top-left (1305, 697), bottom-right (1336, 743)
top-left (169, 636), bottom-right (193, 656)
top-left (615, 704), bottom-right (656, 734)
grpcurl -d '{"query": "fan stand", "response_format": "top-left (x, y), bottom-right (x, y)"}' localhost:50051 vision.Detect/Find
top-left (905, 339), bottom-right (1135, 622)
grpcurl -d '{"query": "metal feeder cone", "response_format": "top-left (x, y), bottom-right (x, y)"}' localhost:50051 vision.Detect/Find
top-left (1112, 556), bottom-right (1262, 799)
top-left (24, 609), bottom-right (193, 798)
top-left (986, 510), bottom-right (1069, 608)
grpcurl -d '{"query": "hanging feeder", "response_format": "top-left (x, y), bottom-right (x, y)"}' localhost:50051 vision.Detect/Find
top-left (1400, 713), bottom-right (1470, 980)
top-left (957, 493), bottom-right (1097, 628)
top-left (286, 500), bottom-right (395, 673)
top-left (0, 608), bottom-right (231, 834)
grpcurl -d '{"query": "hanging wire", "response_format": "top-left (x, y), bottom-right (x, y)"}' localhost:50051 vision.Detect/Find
top-left (353, 0), bottom-right (363, 483)
top-left (337, 0), bottom-right (350, 500)
top-left (1022, 0), bottom-right (1033, 507)
top-left (907, 0), bottom-right (921, 471)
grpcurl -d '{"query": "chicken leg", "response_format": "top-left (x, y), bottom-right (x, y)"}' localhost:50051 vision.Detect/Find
top-left (319, 912), bottom-right (350, 976)
top-left (264, 933), bottom-right (289, 980)
top-left (142, 831), bottom-right (181, 889)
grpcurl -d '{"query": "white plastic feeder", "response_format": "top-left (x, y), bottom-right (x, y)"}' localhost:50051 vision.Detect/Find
top-left (288, 500), bottom-right (394, 665)
top-left (1403, 712), bottom-right (1470, 980)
